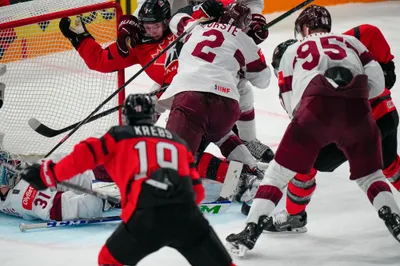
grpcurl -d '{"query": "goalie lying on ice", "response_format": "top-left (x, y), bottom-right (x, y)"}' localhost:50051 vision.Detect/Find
top-left (0, 152), bottom-right (115, 221)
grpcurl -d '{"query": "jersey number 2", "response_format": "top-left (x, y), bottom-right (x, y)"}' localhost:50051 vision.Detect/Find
top-left (191, 29), bottom-right (225, 63)
top-left (134, 141), bottom-right (178, 179)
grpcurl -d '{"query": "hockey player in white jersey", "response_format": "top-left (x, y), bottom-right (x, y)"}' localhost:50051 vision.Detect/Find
top-left (226, 5), bottom-right (400, 258)
top-left (0, 152), bottom-right (111, 221)
top-left (138, 0), bottom-right (273, 163)
top-left (159, 2), bottom-right (270, 158)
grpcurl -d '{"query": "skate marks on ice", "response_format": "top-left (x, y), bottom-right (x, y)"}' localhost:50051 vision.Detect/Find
top-left (1, 174), bottom-right (400, 265)
top-left (227, 170), bottom-right (400, 265)
top-left (0, 1), bottom-right (400, 265)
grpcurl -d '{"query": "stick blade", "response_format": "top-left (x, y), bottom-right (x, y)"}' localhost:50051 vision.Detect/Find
top-left (28, 118), bottom-right (58, 137)
top-left (28, 118), bottom-right (41, 130)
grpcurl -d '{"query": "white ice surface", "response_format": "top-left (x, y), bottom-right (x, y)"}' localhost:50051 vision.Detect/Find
top-left (2, 2), bottom-right (400, 265)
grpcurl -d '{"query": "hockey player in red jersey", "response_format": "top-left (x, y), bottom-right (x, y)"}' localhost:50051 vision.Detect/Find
top-left (59, 0), bottom-right (178, 89)
top-left (225, 5), bottom-right (400, 257)
top-left (262, 24), bottom-right (399, 233)
top-left (19, 94), bottom-right (236, 266)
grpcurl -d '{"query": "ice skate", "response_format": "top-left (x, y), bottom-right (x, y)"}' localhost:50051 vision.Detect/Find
top-left (378, 206), bottom-right (400, 243)
top-left (244, 139), bottom-right (274, 163)
top-left (263, 209), bottom-right (307, 233)
top-left (234, 166), bottom-right (263, 203)
top-left (225, 215), bottom-right (268, 258)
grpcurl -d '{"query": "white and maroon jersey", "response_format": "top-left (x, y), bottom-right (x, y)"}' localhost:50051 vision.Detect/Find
top-left (0, 180), bottom-right (56, 220)
top-left (278, 32), bottom-right (385, 119)
top-left (159, 14), bottom-right (270, 105)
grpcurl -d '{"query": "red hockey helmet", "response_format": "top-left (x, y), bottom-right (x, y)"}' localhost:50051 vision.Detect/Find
top-left (294, 5), bottom-right (331, 38)
top-left (218, 3), bottom-right (252, 31)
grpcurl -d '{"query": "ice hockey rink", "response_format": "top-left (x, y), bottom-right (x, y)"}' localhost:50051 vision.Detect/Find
top-left (1, 1), bottom-right (400, 265)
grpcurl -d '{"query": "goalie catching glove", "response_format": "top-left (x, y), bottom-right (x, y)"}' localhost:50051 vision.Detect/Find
top-left (59, 17), bottom-right (93, 49)
top-left (20, 160), bottom-right (58, 191)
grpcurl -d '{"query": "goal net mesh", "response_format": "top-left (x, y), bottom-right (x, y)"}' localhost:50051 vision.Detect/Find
top-left (0, 0), bottom-right (124, 161)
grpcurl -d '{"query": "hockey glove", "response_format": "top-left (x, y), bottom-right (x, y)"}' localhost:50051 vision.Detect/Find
top-left (192, 0), bottom-right (224, 20)
top-left (247, 14), bottom-right (269, 45)
top-left (380, 60), bottom-right (396, 90)
top-left (116, 15), bottom-right (141, 58)
top-left (59, 17), bottom-right (93, 49)
top-left (20, 160), bottom-right (57, 191)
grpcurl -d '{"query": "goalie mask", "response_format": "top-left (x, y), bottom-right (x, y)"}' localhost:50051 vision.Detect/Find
top-left (0, 151), bottom-right (20, 189)
top-left (294, 5), bottom-right (331, 39)
top-left (122, 94), bottom-right (156, 126)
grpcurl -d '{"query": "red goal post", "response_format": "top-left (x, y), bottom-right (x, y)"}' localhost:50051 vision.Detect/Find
top-left (0, 0), bottom-right (125, 160)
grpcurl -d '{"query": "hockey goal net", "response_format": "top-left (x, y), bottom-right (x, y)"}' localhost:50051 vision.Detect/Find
top-left (0, 0), bottom-right (124, 161)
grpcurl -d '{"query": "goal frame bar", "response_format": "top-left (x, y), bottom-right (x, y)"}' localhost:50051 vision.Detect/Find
top-left (0, 1), bottom-right (125, 124)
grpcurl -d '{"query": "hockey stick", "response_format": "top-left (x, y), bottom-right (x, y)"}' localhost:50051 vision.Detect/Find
top-left (44, 18), bottom-right (208, 158)
top-left (19, 215), bottom-right (121, 232)
top-left (263, 0), bottom-right (314, 29)
top-left (29, 105), bottom-right (121, 138)
top-left (28, 0), bottom-right (313, 139)
top-left (18, 201), bottom-right (231, 232)
top-left (3, 161), bottom-right (232, 215)
top-left (28, 86), bottom-right (169, 138)
top-left (1, 162), bottom-right (121, 204)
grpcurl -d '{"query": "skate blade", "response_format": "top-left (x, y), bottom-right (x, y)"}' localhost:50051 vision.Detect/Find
top-left (263, 226), bottom-right (307, 234)
top-left (225, 241), bottom-right (249, 258)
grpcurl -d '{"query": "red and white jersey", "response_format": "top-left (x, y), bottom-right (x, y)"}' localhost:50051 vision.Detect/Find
top-left (278, 32), bottom-right (384, 119)
top-left (160, 14), bottom-right (270, 106)
top-left (0, 152), bottom-right (101, 221)
top-left (0, 170), bottom-right (102, 221)
top-left (0, 180), bottom-right (56, 220)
